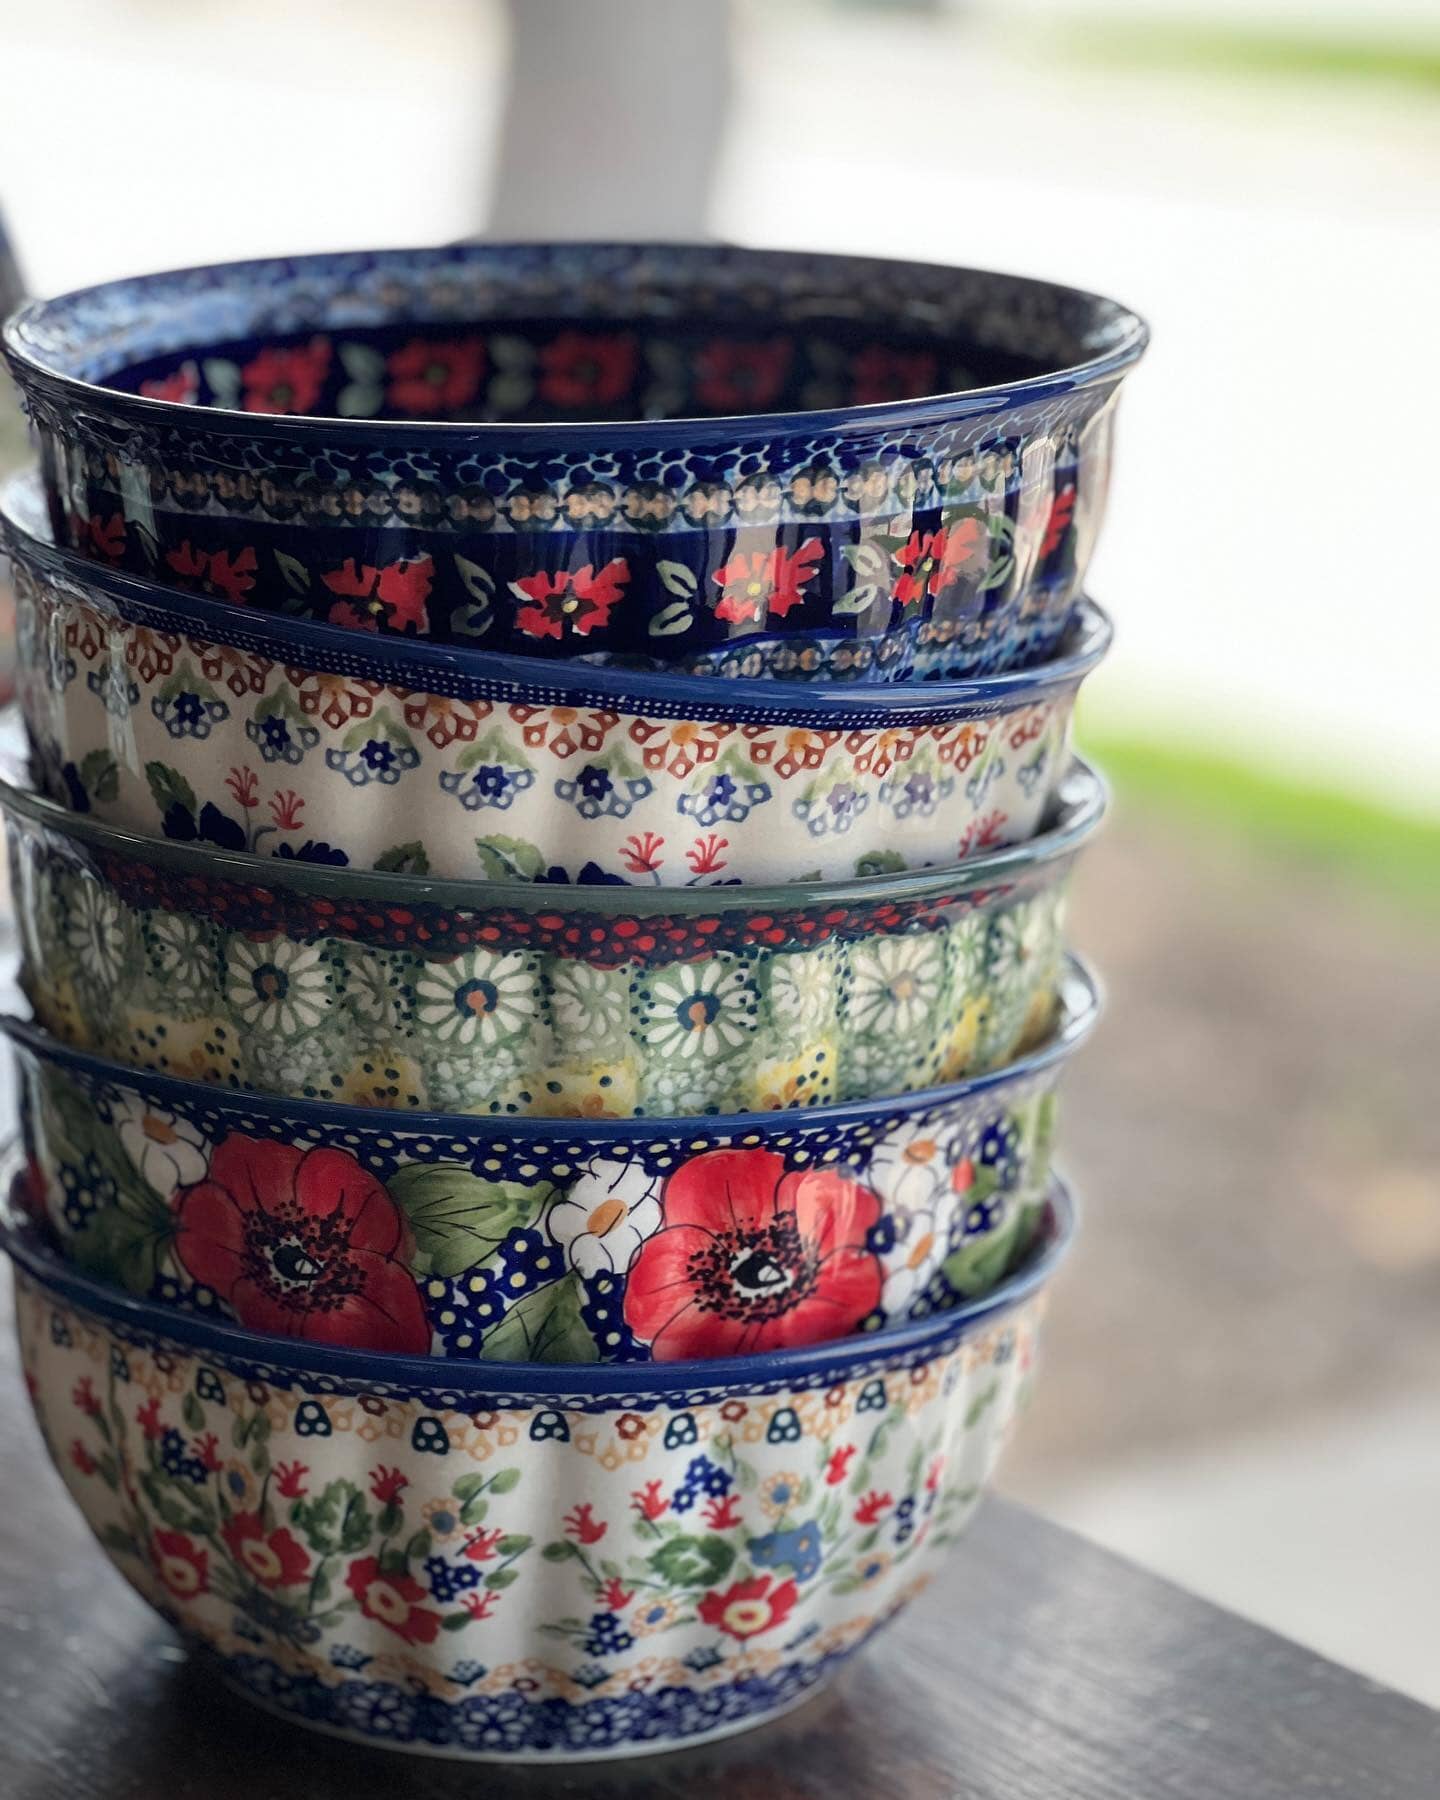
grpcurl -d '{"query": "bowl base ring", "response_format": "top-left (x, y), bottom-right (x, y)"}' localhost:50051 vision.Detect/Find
top-left (210, 1660), bottom-right (834, 1765)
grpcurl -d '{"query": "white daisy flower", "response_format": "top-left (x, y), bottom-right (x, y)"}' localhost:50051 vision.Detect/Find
top-left (64, 877), bottom-right (129, 990)
top-left (147, 913), bottom-right (215, 1009)
top-left (846, 934), bottom-right (944, 1037)
top-left (988, 898), bottom-right (1052, 995)
top-left (413, 949), bottom-right (539, 1049)
top-left (224, 937), bottom-right (332, 1038)
top-left (948, 911), bottom-right (990, 990)
top-left (866, 1119), bottom-right (959, 1216)
top-left (766, 951), bottom-right (834, 1036)
top-left (642, 957), bottom-right (757, 1062)
top-left (343, 946), bottom-right (399, 1030)
top-left (546, 1158), bottom-right (662, 1279)
top-left (112, 1096), bottom-right (209, 1195)
top-left (550, 962), bottom-right (629, 1053)
top-left (879, 1195), bottom-right (947, 1318)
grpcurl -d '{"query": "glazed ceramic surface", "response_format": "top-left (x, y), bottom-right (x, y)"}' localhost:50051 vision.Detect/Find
top-left (5, 1180), bottom-right (1072, 1759)
top-left (3, 755), bottom-right (1102, 1117)
top-left (5, 476), bottom-right (1106, 884)
top-left (4, 244), bottom-right (1145, 679)
top-left (7, 964), bottom-right (1093, 1361)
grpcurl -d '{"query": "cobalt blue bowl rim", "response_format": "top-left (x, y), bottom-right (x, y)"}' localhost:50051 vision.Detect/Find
top-left (0, 1166), bottom-right (1076, 1395)
top-left (2, 242), bottom-right (1150, 444)
top-left (0, 729), bottom-right (1108, 914)
top-left (0, 470), bottom-right (1114, 724)
top-left (0, 950), bottom-right (1101, 1144)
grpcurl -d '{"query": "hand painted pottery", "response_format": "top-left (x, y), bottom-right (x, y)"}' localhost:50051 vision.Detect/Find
top-left (5, 960), bottom-right (1095, 1362)
top-left (4, 1174), bottom-right (1074, 1760)
top-left (4, 474), bottom-right (1108, 884)
top-left (2, 750), bottom-right (1103, 1117)
top-left (2, 243), bottom-right (1146, 680)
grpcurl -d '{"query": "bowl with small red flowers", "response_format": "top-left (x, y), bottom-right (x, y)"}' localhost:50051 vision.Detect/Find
top-left (3, 471), bottom-right (1109, 886)
top-left (3, 957), bottom-right (1096, 1363)
top-left (2, 242), bottom-right (1145, 681)
top-left (4, 1157), bottom-right (1074, 1760)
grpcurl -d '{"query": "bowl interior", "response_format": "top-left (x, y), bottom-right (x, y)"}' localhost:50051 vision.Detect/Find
top-left (10, 244), bottom-right (1145, 426)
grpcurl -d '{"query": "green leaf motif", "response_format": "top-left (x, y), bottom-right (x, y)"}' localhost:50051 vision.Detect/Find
top-left (655, 560), bottom-right (699, 599)
top-left (182, 1392), bottom-right (205, 1433)
top-left (144, 761), bottom-right (197, 820)
top-left (482, 1272), bottom-right (598, 1365)
top-left (648, 600), bottom-right (694, 637)
top-left (201, 359), bottom-right (241, 407)
top-left (387, 1164), bottom-right (555, 1279)
top-left (294, 1478), bottom-right (374, 1555)
top-left (484, 1566), bottom-right (520, 1590)
top-left (473, 835), bottom-right (546, 883)
top-left (542, 1540), bottom-right (578, 1563)
top-left (489, 1467), bottom-right (522, 1496)
top-left (274, 551), bottom-right (312, 594)
top-left (455, 554), bottom-right (496, 601)
top-left (496, 1533), bottom-right (532, 1557)
top-left (339, 342), bottom-right (386, 383)
top-left (647, 1534), bottom-right (736, 1590)
top-left (375, 841), bottom-right (431, 875)
top-left (79, 748), bottom-right (120, 804)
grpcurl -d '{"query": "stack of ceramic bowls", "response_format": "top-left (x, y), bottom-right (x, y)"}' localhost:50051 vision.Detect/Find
top-left (0, 244), bottom-right (1144, 1761)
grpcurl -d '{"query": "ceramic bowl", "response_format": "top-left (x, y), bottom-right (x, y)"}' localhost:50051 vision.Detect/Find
top-left (5, 958), bottom-right (1095, 1361)
top-left (4, 472), bottom-right (1108, 884)
top-left (3, 243), bottom-right (1146, 680)
top-left (2, 748), bottom-right (1102, 1117)
top-left (4, 1174), bottom-right (1074, 1759)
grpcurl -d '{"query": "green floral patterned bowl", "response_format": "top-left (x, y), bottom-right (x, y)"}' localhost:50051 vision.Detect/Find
top-left (1, 754), bottom-right (1104, 1119)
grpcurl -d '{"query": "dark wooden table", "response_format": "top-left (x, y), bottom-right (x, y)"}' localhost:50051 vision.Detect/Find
top-left (2, 1280), bottom-right (1437, 1800)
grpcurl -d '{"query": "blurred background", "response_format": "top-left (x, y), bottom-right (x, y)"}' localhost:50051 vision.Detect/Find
top-left (1, 0), bottom-right (1437, 1706)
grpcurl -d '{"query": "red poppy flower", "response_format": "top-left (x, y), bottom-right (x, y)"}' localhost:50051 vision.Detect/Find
top-left (697, 1574), bottom-right (798, 1640)
top-left (711, 537), bottom-right (824, 625)
top-left (510, 557), bottom-right (629, 641)
top-left (221, 1511), bottom-right (311, 1589)
top-left (139, 362), bottom-right (200, 406)
top-left (694, 338), bottom-right (792, 413)
top-left (345, 1555), bottom-right (443, 1645)
top-left (321, 555), bottom-right (434, 634)
top-left (890, 519), bottom-right (989, 607)
top-left (386, 337), bottom-right (486, 415)
top-left (623, 1147), bottom-right (883, 1360)
top-left (1041, 485), bottom-right (1076, 559)
top-left (152, 1530), bottom-right (210, 1600)
top-left (163, 542), bottom-right (257, 605)
top-left (84, 513), bottom-right (127, 563)
top-left (850, 345), bottom-right (938, 406)
top-left (240, 338), bottom-right (332, 414)
top-left (173, 1135), bottom-right (429, 1354)
top-left (539, 331), bottom-right (637, 409)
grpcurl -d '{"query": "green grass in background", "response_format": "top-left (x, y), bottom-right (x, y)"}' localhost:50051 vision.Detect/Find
top-left (1059, 20), bottom-right (1440, 93)
top-left (1085, 733), bottom-right (1440, 916)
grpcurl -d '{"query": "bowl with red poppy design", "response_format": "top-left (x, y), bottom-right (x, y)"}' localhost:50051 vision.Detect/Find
top-left (3, 242), bottom-right (1145, 681)
top-left (4, 957), bottom-right (1097, 1361)
top-left (3, 469), bottom-right (1109, 883)
top-left (4, 1160), bottom-right (1074, 1760)
top-left (2, 738), bottom-right (1104, 1116)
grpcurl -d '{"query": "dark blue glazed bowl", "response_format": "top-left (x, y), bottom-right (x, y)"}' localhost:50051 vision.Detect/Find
top-left (3, 243), bottom-right (1146, 681)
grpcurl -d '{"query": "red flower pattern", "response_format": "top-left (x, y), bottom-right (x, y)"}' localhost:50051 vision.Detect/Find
top-left (631, 1480), bottom-right (668, 1522)
top-left (345, 1556), bottom-right (442, 1645)
top-left (1041, 485), bottom-right (1076, 559)
top-left (370, 1466), bottom-right (408, 1505)
top-left (139, 363), bottom-right (200, 406)
top-left (240, 338), bottom-right (331, 414)
top-left (850, 345), bottom-right (938, 406)
top-left (854, 1489), bottom-right (893, 1525)
top-left (623, 1148), bottom-right (883, 1361)
top-left (539, 332), bottom-right (637, 409)
top-left (564, 1502), bottom-right (607, 1545)
top-left (697, 1574), bottom-right (798, 1641)
top-left (221, 1511), bottom-right (311, 1589)
top-left (694, 338), bottom-right (792, 413)
top-left (703, 1493), bottom-right (743, 1531)
top-left (825, 1445), bottom-right (857, 1486)
top-left (890, 520), bottom-right (989, 607)
top-left (274, 1460), bottom-right (309, 1499)
top-left (173, 1135), bottom-right (429, 1354)
top-left (620, 831), bottom-right (666, 875)
top-left (164, 542), bottom-right (258, 605)
top-left (710, 537), bottom-right (824, 625)
top-left (511, 558), bottom-right (629, 641)
top-left (152, 1530), bottom-right (209, 1600)
top-left (321, 555), bottom-right (434, 634)
top-left (386, 337), bottom-right (485, 415)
